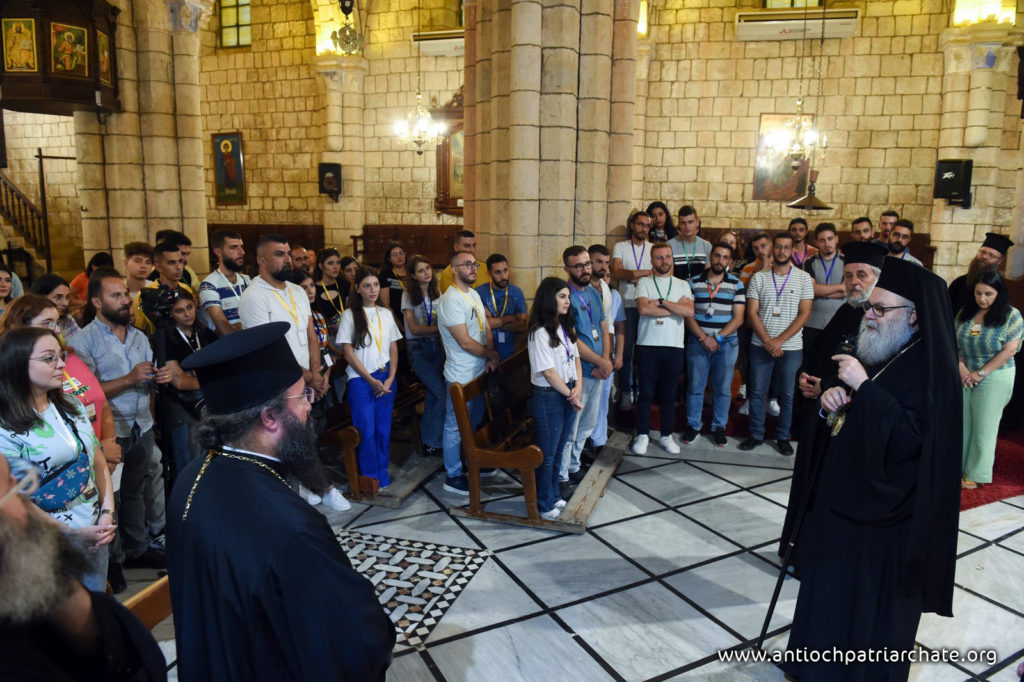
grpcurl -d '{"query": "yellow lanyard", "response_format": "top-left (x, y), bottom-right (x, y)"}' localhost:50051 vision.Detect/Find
top-left (365, 307), bottom-right (384, 353)
top-left (272, 287), bottom-right (300, 326)
top-left (320, 282), bottom-right (343, 314)
top-left (454, 287), bottom-right (485, 332)
top-left (488, 284), bottom-right (508, 317)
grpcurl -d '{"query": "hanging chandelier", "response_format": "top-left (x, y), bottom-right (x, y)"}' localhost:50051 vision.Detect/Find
top-left (332, 0), bottom-right (363, 55)
top-left (394, 0), bottom-right (446, 154)
top-left (786, 0), bottom-right (831, 211)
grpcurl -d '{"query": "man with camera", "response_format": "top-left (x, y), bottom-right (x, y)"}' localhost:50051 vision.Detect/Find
top-left (132, 242), bottom-right (195, 336)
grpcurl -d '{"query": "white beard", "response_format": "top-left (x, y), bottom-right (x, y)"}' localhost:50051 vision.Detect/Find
top-left (856, 313), bottom-right (914, 366)
top-left (845, 282), bottom-right (875, 307)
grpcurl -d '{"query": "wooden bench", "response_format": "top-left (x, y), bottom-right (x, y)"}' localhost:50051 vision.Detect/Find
top-left (448, 350), bottom-right (622, 532)
top-left (352, 224), bottom-right (460, 269)
top-left (123, 575), bottom-right (172, 630)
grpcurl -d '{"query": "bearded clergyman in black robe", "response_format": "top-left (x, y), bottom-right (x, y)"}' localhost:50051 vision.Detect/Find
top-left (166, 322), bottom-right (395, 681)
top-left (781, 241), bottom-right (888, 570)
top-left (948, 232), bottom-right (1013, 317)
top-left (782, 258), bottom-right (961, 681)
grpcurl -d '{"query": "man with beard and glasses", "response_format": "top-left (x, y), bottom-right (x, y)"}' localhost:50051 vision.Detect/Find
top-left (782, 258), bottom-right (961, 682)
top-left (166, 322), bottom-right (395, 681)
top-left (200, 228), bottom-right (251, 337)
top-left (476, 253), bottom-right (527, 361)
top-left (70, 270), bottom-right (172, 578)
top-left (886, 218), bottom-right (924, 267)
top-left (948, 232), bottom-right (1013, 316)
top-left (0, 456), bottom-right (167, 681)
top-left (782, 240), bottom-right (887, 570)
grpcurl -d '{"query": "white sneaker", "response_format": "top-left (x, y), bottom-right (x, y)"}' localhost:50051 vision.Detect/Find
top-left (541, 507), bottom-right (562, 520)
top-left (631, 434), bottom-right (649, 455)
top-left (659, 434), bottom-right (680, 455)
top-left (738, 383), bottom-right (747, 399)
top-left (738, 400), bottom-right (749, 416)
top-left (619, 391), bottom-right (633, 410)
top-left (297, 484), bottom-right (321, 506)
top-left (320, 487), bottom-right (351, 511)
top-left (555, 499), bottom-right (567, 509)
top-left (768, 399), bottom-right (781, 417)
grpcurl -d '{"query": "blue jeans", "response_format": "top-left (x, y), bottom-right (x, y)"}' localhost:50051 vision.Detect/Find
top-left (407, 337), bottom-right (445, 448)
top-left (347, 366), bottom-right (397, 484)
top-left (560, 375), bottom-right (602, 480)
top-left (532, 386), bottom-right (576, 512)
top-left (748, 345), bottom-right (802, 440)
top-left (443, 380), bottom-right (485, 478)
top-left (591, 373), bottom-right (615, 447)
top-left (618, 307), bottom-right (640, 397)
top-left (686, 335), bottom-right (739, 431)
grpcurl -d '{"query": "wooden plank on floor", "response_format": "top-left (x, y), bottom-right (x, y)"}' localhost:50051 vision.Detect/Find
top-left (341, 457), bottom-right (442, 509)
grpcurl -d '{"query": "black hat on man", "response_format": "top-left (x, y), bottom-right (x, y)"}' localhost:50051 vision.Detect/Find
top-left (841, 241), bottom-right (888, 269)
top-left (982, 232), bottom-right (1013, 255)
top-left (181, 321), bottom-right (302, 415)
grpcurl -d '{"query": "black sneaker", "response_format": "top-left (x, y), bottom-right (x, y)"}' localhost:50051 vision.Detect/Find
top-left (443, 475), bottom-right (470, 495)
top-left (479, 467), bottom-right (497, 477)
top-left (423, 446), bottom-right (442, 458)
top-left (568, 469), bottom-right (586, 484)
top-left (124, 546), bottom-right (167, 570)
top-left (107, 561), bottom-right (127, 594)
top-left (738, 437), bottom-right (763, 451)
top-left (559, 481), bottom-right (574, 500)
top-left (776, 439), bottom-right (794, 456)
top-left (680, 427), bottom-right (700, 444)
top-left (711, 429), bottom-right (727, 447)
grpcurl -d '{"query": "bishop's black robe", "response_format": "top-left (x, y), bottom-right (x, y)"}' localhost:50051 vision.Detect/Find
top-left (782, 339), bottom-right (950, 681)
top-left (166, 453), bottom-right (396, 682)
top-left (780, 303), bottom-right (865, 566)
top-left (948, 274), bottom-right (970, 319)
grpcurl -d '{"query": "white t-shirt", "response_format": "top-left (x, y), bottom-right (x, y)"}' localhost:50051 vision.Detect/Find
top-left (635, 275), bottom-right (692, 348)
top-left (401, 290), bottom-right (440, 341)
top-left (337, 306), bottom-right (403, 380)
top-left (612, 240), bottom-right (653, 308)
top-left (438, 285), bottom-right (488, 384)
top-left (238, 276), bottom-right (312, 370)
top-left (528, 327), bottom-right (579, 388)
top-left (594, 280), bottom-right (613, 333)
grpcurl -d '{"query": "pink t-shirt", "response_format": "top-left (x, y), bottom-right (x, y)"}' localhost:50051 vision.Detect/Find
top-left (63, 351), bottom-right (109, 441)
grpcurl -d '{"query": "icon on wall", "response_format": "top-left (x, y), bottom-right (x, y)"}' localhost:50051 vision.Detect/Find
top-left (50, 23), bottom-right (88, 78)
top-left (3, 19), bottom-right (38, 73)
top-left (97, 30), bottom-right (112, 86)
top-left (319, 163), bottom-right (342, 202)
top-left (212, 132), bottom-right (246, 206)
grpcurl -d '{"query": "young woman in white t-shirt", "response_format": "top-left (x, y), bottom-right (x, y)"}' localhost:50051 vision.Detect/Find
top-left (527, 277), bottom-right (583, 520)
top-left (401, 255), bottom-right (444, 457)
top-left (338, 269), bottom-right (403, 488)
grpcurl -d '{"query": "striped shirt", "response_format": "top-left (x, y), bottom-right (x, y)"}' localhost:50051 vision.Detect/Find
top-left (199, 269), bottom-right (251, 326)
top-left (668, 236), bottom-right (712, 281)
top-left (746, 266), bottom-right (814, 352)
top-left (688, 271), bottom-right (745, 337)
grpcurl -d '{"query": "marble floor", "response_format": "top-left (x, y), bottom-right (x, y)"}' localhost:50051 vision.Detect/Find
top-left (124, 430), bottom-right (1024, 681)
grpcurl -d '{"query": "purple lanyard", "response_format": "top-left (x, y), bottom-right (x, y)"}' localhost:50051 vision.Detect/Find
top-left (559, 325), bottom-right (573, 364)
top-left (423, 297), bottom-right (434, 325)
top-left (572, 286), bottom-right (595, 325)
top-left (822, 255), bottom-right (838, 283)
top-left (771, 266), bottom-right (793, 305)
top-left (631, 241), bottom-right (646, 269)
top-left (793, 245), bottom-right (808, 266)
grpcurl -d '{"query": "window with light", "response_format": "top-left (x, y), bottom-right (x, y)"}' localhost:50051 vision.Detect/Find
top-left (220, 0), bottom-right (252, 48)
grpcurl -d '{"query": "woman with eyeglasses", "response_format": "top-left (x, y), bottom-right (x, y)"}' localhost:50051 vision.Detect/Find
top-left (30, 273), bottom-right (80, 341)
top-left (0, 326), bottom-right (116, 591)
top-left (338, 268), bottom-right (402, 490)
top-left (402, 255), bottom-right (444, 457)
top-left (378, 241), bottom-right (408, 326)
top-left (956, 271), bottom-right (1023, 489)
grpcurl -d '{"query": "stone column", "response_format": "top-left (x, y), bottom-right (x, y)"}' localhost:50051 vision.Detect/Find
top-left (463, 0), bottom-right (478, 232)
top-left (605, 0), bottom-right (639, 240)
top-left (574, 0), bottom-right (613, 245)
top-left (631, 38), bottom-right (650, 214)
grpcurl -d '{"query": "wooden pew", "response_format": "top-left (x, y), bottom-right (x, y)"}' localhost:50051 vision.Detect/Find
top-left (123, 575), bottom-right (172, 631)
top-left (447, 350), bottom-right (622, 532)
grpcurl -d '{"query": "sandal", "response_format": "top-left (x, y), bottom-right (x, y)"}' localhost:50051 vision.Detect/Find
top-left (962, 478), bottom-right (978, 490)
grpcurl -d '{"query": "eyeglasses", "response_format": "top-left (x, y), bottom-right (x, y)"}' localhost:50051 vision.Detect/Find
top-left (286, 386), bottom-right (316, 404)
top-left (30, 349), bottom-right (68, 367)
top-left (861, 302), bottom-right (911, 317)
top-left (567, 262), bottom-right (593, 272)
top-left (35, 320), bottom-right (60, 331)
top-left (0, 460), bottom-right (40, 509)
top-left (455, 262), bottom-right (479, 270)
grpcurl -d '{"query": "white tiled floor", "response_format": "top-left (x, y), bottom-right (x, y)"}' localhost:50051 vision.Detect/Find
top-left (135, 430), bottom-right (1024, 681)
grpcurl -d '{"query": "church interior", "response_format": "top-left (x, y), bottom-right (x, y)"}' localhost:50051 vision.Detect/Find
top-left (3, 0), bottom-right (1024, 679)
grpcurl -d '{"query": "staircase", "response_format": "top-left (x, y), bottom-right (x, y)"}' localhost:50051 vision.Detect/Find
top-left (0, 170), bottom-right (83, 280)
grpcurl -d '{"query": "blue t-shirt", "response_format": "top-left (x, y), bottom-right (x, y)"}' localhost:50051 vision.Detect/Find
top-left (567, 284), bottom-right (605, 375)
top-left (475, 283), bottom-right (527, 361)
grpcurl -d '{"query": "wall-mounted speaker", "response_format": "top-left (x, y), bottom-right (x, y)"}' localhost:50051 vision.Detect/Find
top-left (934, 159), bottom-right (972, 209)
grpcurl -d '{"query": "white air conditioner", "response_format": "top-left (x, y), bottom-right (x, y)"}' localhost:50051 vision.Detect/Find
top-left (735, 7), bottom-right (860, 41)
top-left (413, 29), bottom-right (465, 58)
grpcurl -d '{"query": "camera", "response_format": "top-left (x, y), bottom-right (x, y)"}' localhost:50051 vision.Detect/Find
top-left (138, 283), bottom-right (181, 321)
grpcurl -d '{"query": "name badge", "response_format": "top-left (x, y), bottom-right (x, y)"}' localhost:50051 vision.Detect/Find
top-left (591, 329), bottom-right (599, 340)
top-left (772, 306), bottom-right (782, 316)
top-left (496, 331), bottom-right (507, 343)
top-left (656, 319), bottom-right (665, 325)
top-left (704, 306), bottom-right (713, 318)
top-left (85, 402), bottom-right (97, 422)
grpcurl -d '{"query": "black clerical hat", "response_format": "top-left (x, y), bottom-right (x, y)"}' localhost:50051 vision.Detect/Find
top-left (982, 232), bottom-right (1013, 255)
top-left (181, 322), bottom-right (303, 415)
top-left (841, 241), bottom-right (887, 269)
top-left (875, 257), bottom-right (922, 304)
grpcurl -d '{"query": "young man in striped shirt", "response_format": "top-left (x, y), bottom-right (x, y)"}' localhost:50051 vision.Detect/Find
top-left (683, 242), bottom-right (746, 447)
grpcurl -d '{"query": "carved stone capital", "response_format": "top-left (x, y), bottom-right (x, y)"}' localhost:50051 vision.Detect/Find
top-left (170, 0), bottom-right (214, 33)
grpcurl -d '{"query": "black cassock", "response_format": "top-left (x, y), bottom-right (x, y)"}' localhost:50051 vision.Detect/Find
top-left (947, 274), bottom-right (970, 319)
top-left (166, 453), bottom-right (396, 682)
top-left (780, 303), bottom-right (865, 567)
top-left (782, 338), bottom-right (954, 682)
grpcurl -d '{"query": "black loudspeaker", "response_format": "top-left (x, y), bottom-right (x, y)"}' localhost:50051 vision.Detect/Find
top-left (934, 159), bottom-right (972, 208)
top-left (318, 163), bottom-right (342, 202)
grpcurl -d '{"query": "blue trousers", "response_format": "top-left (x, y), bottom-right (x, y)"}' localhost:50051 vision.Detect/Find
top-left (347, 365), bottom-right (396, 485)
top-left (591, 372), bottom-right (615, 447)
top-left (686, 335), bottom-right (739, 431)
top-left (407, 337), bottom-right (445, 448)
top-left (443, 381), bottom-right (485, 478)
top-left (748, 345), bottom-right (802, 440)
top-left (532, 386), bottom-right (576, 513)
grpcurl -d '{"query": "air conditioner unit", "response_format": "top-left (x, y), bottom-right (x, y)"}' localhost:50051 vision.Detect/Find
top-left (413, 29), bottom-right (465, 58)
top-left (734, 7), bottom-right (860, 41)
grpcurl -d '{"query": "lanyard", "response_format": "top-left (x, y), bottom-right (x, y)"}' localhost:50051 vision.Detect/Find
top-left (681, 239), bottom-right (697, 273)
top-left (488, 284), bottom-right (508, 317)
top-left (320, 282), bottom-right (343, 314)
top-left (365, 307), bottom-right (384, 354)
top-left (50, 406), bottom-right (84, 456)
top-left (821, 255), bottom-right (838, 283)
top-left (771, 266), bottom-right (793, 304)
top-left (177, 327), bottom-right (202, 352)
top-left (900, 250), bottom-right (908, 260)
top-left (631, 241), bottom-right (646, 269)
top-left (705, 277), bottom-right (724, 304)
top-left (652, 275), bottom-right (673, 301)
top-left (271, 286), bottom-right (300, 326)
top-left (454, 287), bottom-right (485, 332)
top-left (793, 244), bottom-right (808, 266)
top-left (423, 296), bottom-right (434, 325)
top-left (571, 285), bottom-right (595, 325)
top-left (558, 325), bottom-right (573, 365)
top-left (222, 270), bottom-right (244, 298)
top-left (312, 314), bottom-right (326, 344)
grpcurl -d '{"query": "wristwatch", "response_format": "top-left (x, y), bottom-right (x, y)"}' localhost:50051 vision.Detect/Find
top-left (714, 333), bottom-right (724, 344)
top-left (977, 369), bottom-right (988, 377)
